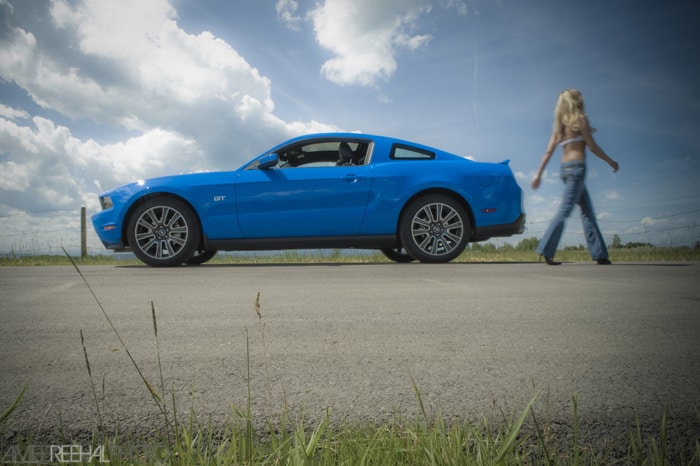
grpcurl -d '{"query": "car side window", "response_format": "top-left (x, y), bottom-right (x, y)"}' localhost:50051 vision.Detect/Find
top-left (391, 144), bottom-right (435, 160)
top-left (277, 141), bottom-right (370, 168)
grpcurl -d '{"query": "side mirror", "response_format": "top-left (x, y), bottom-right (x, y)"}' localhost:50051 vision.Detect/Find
top-left (258, 153), bottom-right (279, 170)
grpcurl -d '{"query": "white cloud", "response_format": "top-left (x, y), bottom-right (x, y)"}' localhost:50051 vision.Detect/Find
top-left (528, 193), bottom-right (546, 205)
top-left (276, 0), bottom-right (302, 31)
top-left (0, 103), bottom-right (29, 120)
top-left (442, 0), bottom-right (469, 16)
top-left (514, 170), bottom-right (528, 183)
top-left (641, 217), bottom-right (659, 226)
top-left (0, 0), bottom-right (337, 166)
top-left (605, 190), bottom-right (622, 201)
top-left (0, 0), bottom-right (327, 157)
top-left (0, 160), bottom-right (31, 191)
top-left (0, 110), bottom-right (216, 252)
top-left (0, 0), bottom-right (342, 253)
top-left (531, 169), bottom-right (558, 185)
top-left (309, 0), bottom-right (433, 86)
top-left (379, 93), bottom-right (392, 104)
top-left (275, 0), bottom-right (468, 87)
top-left (0, 113), bottom-right (199, 205)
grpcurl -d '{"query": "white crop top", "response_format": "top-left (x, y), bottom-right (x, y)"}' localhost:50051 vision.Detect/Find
top-left (559, 135), bottom-right (585, 146)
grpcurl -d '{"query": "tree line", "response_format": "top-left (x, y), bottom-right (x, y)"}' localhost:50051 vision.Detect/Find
top-left (468, 235), bottom-right (697, 252)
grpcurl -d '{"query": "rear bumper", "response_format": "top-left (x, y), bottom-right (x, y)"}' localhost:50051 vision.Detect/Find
top-left (473, 213), bottom-right (525, 241)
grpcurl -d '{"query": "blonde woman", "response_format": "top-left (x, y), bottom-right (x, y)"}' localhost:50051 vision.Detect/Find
top-left (531, 89), bottom-right (619, 265)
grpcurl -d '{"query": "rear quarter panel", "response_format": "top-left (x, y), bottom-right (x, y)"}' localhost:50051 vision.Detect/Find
top-left (360, 139), bottom-right (522, 235)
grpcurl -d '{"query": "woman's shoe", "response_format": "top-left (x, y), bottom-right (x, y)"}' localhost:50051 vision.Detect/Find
top-left (596, 258), bottom-right (612, 265)
top-left (540, 255), bottom-right (561, 265)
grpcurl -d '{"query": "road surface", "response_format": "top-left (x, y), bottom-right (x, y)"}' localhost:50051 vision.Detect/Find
top-left (1, 261), bottom-right (699, 454)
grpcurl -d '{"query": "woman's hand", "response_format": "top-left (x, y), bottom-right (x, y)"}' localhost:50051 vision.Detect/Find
top-left (531, 176), bottom-right (542, 190)
top-left (610, 160), bottom-right (619, 172)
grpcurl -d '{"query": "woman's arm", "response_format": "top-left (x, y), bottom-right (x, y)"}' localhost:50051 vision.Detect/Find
top-left (580, 116), bottom-right (619, 172)
top-left (531, 133), bottom-right (557, 190)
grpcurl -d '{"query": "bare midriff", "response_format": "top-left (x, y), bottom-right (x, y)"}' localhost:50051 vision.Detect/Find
top-left (561, 136), bottom-right (586, 163)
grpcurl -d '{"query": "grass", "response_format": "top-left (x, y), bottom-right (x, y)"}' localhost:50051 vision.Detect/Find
top-left (1, 243), bottom-right (700, 266)
top-left (1, 251), bottom-right (699, 464)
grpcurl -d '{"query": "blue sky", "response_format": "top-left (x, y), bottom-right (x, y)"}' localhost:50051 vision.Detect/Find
top-left (1, 0), bottom-right (699, 255)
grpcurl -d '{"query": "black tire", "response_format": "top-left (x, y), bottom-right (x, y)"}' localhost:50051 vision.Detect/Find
top-left (381, 247), bottom-right (415, 263)
top-left (399, 194), bottom-right (470, 263)
top-left (185, 249), bottom-right (218, 265)
top-left (127, 198), bottom-right (200, 267)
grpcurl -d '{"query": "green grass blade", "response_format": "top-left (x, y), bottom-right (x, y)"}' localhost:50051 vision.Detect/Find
top-left (305, 407), bottom-right (330, 458)
top-left (64, 248), bottom-right (162, 408)
top-left (494, 393), bottom-right (538, 464)
top-left (0, 385), bottom-right (27, 425)
top-left (410, 372), bottom-right (429, 425)
top-left (80, 329), bottom-right (104, 434)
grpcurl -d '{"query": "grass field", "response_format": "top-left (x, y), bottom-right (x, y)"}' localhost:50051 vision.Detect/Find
top-left (2, 241), bottom-right (699, 266)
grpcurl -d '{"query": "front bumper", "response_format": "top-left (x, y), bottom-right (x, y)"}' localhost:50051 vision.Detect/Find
top-left (92, 210), bottom-right (126, 250)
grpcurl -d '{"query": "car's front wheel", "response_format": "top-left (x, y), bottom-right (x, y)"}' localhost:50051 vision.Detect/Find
top-left (399, 194), bottom-right (470, 263)
top-left (127, 198), bottom-right (200, 267)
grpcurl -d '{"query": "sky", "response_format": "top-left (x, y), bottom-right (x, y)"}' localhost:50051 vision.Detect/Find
top-left (1, 0), bottom-right (699, 256)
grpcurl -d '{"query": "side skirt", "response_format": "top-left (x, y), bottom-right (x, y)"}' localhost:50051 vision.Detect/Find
top-left (205, 235), bottom-right (398, 252)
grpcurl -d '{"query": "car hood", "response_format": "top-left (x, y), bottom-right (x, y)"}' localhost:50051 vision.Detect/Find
top-left (101, 170), bottom-right (235, 195)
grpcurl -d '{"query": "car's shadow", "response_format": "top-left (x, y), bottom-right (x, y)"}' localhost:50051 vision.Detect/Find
top-left (115, 261), bottom-right (536, 268)
top-left (112, 260), bottom-right (695, 269)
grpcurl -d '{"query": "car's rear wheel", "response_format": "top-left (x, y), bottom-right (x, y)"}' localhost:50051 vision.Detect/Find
top-left (381, 247), bottom-right (415, 263)
top-left (127, 198), bottom-right (200, 267)
top-left (399, 194), bottom-right (470, 263)
top-left (185, 249), bottom-right (218, 265)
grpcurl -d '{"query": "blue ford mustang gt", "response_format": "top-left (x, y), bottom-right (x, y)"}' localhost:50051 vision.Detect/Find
top-left (93, 133), bottom-right (525, 266)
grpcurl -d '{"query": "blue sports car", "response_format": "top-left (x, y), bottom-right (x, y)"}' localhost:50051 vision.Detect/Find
top-left (93, 133), bottom-right (525, 266)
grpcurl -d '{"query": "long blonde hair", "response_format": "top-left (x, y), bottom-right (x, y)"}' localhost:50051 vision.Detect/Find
top-left (553, 89), bottom-right (585, 142)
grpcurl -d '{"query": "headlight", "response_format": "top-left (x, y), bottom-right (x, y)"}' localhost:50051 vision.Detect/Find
top-left (99, 195), bottom-right (113, 210)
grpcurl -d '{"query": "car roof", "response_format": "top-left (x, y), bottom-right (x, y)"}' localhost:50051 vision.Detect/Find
top-left (281, 132), bottom-right (443, 153)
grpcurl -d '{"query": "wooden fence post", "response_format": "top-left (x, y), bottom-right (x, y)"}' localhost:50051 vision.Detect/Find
top-left (81, 206), bottom-right (87, 260)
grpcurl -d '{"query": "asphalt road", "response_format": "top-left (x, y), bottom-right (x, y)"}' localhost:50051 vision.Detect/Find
top-left (1, 261), bottom-right (699, 452)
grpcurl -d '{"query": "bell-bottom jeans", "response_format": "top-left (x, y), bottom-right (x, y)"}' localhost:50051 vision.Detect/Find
top-left (536, 161), bottom-right (609, 260)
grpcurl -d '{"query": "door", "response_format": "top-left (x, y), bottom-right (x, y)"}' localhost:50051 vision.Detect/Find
top-left (235, 163), bottom-right (372, 238)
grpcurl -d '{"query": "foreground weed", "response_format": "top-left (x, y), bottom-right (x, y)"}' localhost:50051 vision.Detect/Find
top-left (64, 249), bottom-right (164, 410)
top-left (626, 409), bottom-right (700, 466)
top-left (0, 386), bottom-right (26, 426)
top-left (493, 394), bottom-right (538, 464)
top-left (65, 249), bottom-right (181, 454)
top-left (230, 329), bottom-right (255, 463)
top-left (291, 408), bottom-right (330, 466)
top-left (254, 291), bottom-right (274, 416)
top-left (79, 329), bottom-right (104, 436)
top-left (410, 372), bottom-right (540, 465)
